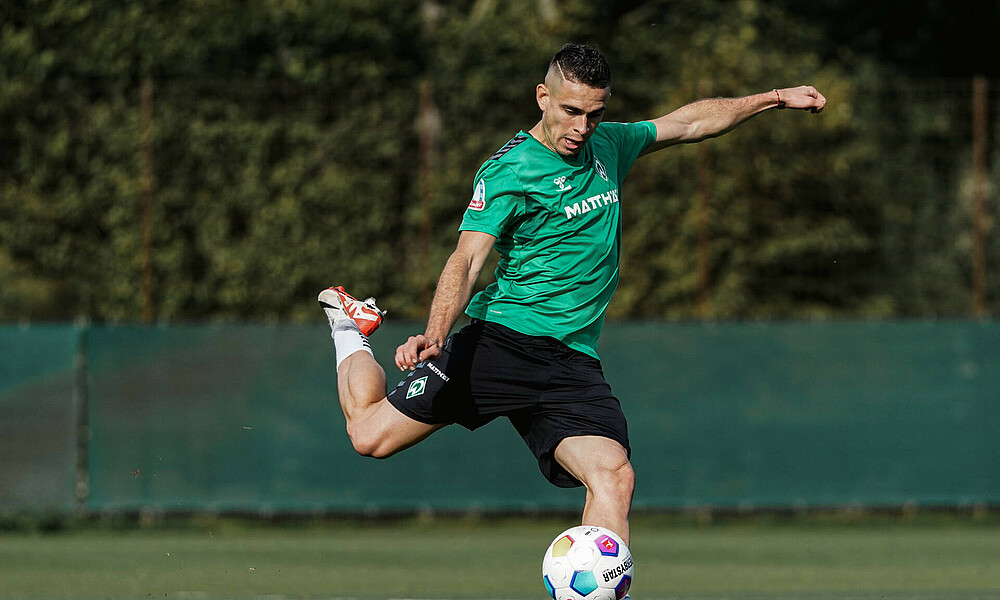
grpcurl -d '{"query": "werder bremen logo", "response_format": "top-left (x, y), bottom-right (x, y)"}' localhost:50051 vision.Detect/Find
top-left (594, 157), bottom-right (608, 181)
top-left (406, 376), bottom-right (428, 399)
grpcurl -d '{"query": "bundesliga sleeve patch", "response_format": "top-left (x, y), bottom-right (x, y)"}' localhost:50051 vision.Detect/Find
top-left (468, 179), bottom-right (486, 211)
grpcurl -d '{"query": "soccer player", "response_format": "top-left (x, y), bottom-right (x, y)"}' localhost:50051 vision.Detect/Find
top-left (319, 44), bottom-right (825, 545)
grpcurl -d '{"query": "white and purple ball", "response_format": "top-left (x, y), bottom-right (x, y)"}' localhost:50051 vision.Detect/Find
top-left (541, 525), bottom-right (633, 600)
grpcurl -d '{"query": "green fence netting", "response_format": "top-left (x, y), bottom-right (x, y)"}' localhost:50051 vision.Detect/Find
top-left (85, 324), bottom-right (568, 512)
top-left (2, 322), bottom-right (996, 514)
top-left (602, 321), bottom-right (999, 508)
top-left (0, 325), bottom-right (81, 511)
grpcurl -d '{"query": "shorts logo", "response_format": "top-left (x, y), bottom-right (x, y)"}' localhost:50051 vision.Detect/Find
top-left (594, 158), bottom-right (608, 181)
top-left (406, 376), bottom-right (428, 399)
top-left (468, 180), bottom-right (486, 211)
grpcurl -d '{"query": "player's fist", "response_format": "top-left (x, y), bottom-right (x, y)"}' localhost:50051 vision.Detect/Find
top-left (776, 85), bottom-right (826, 113)
top-left (394, 334), bottom-right (443, 371)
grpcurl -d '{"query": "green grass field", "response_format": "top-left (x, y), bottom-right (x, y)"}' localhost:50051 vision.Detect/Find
top-left (1, 515), bottom-right (999, 599)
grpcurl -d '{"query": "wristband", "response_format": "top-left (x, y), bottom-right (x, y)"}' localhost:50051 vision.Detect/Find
top-left (773, 88), bottom-right (785, 109)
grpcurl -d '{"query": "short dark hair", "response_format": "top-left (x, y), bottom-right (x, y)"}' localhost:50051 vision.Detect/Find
top-left (550, 43), bottom-right (611, 89)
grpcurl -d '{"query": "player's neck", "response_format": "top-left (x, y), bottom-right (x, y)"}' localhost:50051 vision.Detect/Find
top-left (527, 121), bottom-right (556, 153)
top-left (527, 121), bottom-right (585, 162)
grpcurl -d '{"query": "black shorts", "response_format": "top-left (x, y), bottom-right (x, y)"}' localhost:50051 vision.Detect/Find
top-left (386, 320), bottom-right (630, 488)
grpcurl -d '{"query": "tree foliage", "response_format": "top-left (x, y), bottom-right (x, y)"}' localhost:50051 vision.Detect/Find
top-left (0, 0), bottom-right (995, 323)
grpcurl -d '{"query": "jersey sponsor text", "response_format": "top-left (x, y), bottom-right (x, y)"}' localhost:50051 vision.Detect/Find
top-left (563, 188), bottom-right (619, 220)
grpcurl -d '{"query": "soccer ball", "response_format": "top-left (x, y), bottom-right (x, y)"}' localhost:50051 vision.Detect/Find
top-left (541, 525), bottom-right (633, 600)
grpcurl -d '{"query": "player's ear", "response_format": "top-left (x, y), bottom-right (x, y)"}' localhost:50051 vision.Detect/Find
top-left (536, 83), bottom-right (549, 111)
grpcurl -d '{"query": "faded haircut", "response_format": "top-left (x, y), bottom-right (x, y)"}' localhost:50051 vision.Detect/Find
top-left (549, 43), bottom-right (612, 90)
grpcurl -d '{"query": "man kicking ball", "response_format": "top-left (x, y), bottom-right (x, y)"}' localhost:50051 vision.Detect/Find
top-left (319, 43), bottom-right (825, 546)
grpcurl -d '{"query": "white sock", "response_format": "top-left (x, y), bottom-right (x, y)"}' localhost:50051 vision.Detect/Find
top-left (332, 319), bottom-right (373, 370)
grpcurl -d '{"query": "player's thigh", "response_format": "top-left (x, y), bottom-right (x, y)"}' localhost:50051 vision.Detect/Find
top-left (352, 398), bottom-right (445, 458)
top-left (553, 435), bottom-right (632, 490)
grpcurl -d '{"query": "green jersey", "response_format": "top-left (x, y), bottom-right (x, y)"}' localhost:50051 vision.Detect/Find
top-left (459, 121), bottom-right (657, 358)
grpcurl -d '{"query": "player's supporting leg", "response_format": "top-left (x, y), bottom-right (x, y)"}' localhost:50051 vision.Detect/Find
top-left (319, 287), bottom-right (442, 458)
top-left (553, 435), bottom-right (635, 544)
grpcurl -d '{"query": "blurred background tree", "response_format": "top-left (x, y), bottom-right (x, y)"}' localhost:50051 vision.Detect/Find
top-left (0, 0), bottom-right (996, 323)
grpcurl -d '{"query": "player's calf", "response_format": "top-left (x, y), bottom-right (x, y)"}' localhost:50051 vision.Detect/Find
top-left (318, 285), bottom-right (392, 430)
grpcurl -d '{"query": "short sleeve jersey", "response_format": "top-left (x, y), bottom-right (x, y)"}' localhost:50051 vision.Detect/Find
top-left (459, 121), bottom-right (657, 358)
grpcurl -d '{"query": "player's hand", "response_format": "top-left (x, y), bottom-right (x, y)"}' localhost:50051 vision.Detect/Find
top-left (394, 334), bottom-right (443, 371)
top-left (776, 85), bottom-right (826, 113)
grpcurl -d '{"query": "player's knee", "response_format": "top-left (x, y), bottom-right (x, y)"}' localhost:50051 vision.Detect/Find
top-left (351, 436), bottom-right (393, 460)
top-left (613, 461), bottom-right (636, 500)
top-left (590, 459), bottom-right (635, 503)
top-left (346, 425), bottom-right (394, 459)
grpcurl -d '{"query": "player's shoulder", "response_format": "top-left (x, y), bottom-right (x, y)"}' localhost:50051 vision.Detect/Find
top-left (475, 132), bottom-right (535, 185)
top-left (597, 121), bottom-right (629, 132)
top-left (593, 121), bottom-right (657, 154)
top-left (487, 132), bottom-right (532, 163)
top-left (595, 120), bottom-right (652, 139)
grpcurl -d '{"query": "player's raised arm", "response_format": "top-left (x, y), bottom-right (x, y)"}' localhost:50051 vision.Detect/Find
top-left (642, 85), bottom-right (826, 154)
top-left (395, 230), bottom-right (496, 370)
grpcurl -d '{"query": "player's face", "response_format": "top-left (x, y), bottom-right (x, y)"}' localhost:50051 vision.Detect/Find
top-left (535, 77), bottom-right (609, 156)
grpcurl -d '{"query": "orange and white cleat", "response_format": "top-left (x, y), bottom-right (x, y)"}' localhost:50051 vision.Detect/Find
top-left (318, 286), bottom-right (386, 337)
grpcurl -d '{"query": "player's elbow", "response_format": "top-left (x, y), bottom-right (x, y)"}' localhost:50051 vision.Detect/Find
top-left (680, 121), bottom-right (704, 142)
top-left (680, 121), bottom-right (724, 144)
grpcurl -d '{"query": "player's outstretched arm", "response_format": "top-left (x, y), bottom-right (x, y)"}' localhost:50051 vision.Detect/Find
top-left (394, 230), bottom-right (496, 371)
top-left (643, 85), bottom-right (826, 154)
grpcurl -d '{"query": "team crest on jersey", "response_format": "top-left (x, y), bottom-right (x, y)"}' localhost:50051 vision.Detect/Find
top-left (594, 157), bottom-right (608, 181)
top-left (468, 179), bottom-right (486, 211)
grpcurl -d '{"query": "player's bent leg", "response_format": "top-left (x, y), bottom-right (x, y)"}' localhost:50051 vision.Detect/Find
top-left (336, 349), bottom-right (388, 425)
top-left (334, 340), bottom-right (444, 459)
top-left (553, 435), bottom-right (635, 544)
top-left (344, 393), bottom-right (444, 459)
top-left (319, 286), bottom-right (442, 458)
